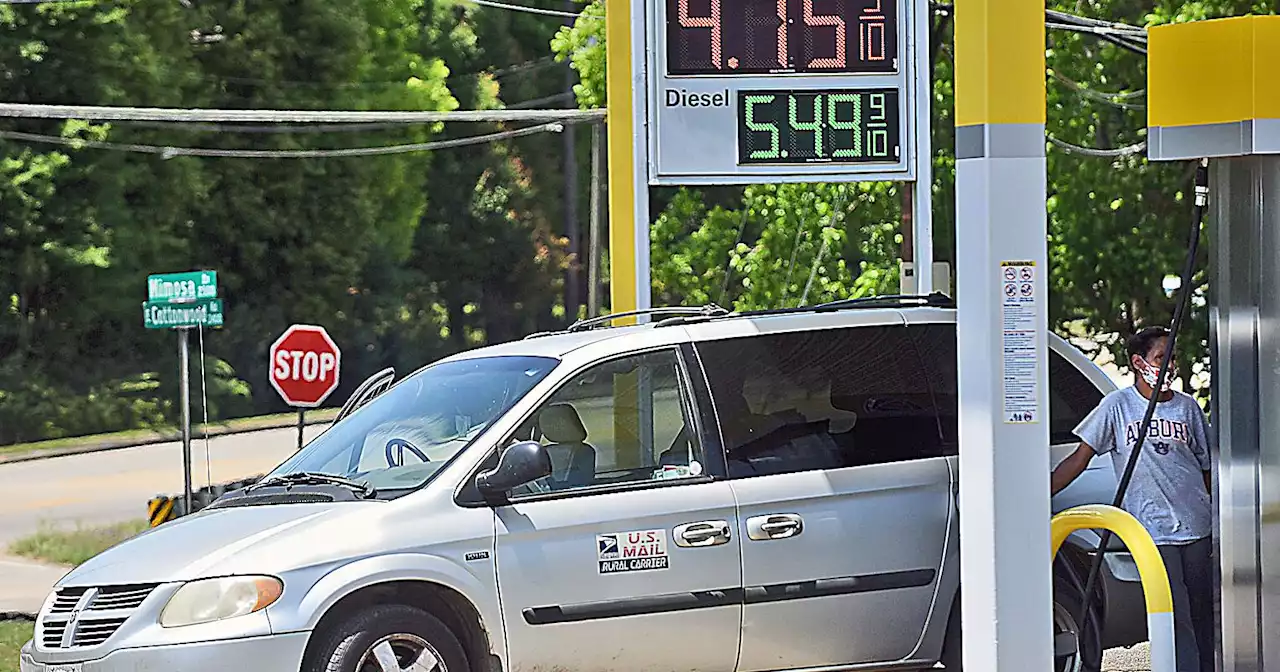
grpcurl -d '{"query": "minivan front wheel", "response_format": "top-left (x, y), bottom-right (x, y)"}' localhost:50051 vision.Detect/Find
top-left (307, 604), bottom-right (470, 672)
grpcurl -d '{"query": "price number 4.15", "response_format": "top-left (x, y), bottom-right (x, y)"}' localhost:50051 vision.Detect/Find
top-left (738, 90), bottom-right (898, 164)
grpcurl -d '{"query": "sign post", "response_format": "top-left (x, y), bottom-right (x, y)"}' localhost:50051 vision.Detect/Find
top-left (953, 0), bottom-right (1052, 667)
top-left (269, 324), bottom-right (342, 450)
top-left (143, 270), bottom-right (221, 515)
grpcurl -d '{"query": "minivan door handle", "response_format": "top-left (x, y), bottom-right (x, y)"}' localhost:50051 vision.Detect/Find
top-left (746, 514), bottom-right (804, 540)
top-left (674, 521), bottom-right (731, 547)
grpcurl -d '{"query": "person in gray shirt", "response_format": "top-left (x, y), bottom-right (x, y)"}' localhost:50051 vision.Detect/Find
top-left (1051, 326), bottom-right (1214, 672)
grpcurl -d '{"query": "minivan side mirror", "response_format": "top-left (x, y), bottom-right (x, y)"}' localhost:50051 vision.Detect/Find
top-left (476, 441), bottom-right (553, 498)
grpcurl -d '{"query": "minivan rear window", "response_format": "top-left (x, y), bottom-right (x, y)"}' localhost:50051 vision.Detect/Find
top-left (695, 325), bottom-right (948, 478)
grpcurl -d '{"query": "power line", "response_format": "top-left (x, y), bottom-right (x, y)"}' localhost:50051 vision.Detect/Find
top-left (1048, 71), bottom-right (1145, 100)
top-left (1044, 9), bottom-right (1146, 34)
top-left (1049, 71), bottom-right (1145, 110)
top-left (0, 122), bottom-right (565, 158)
top-left (110, 120), bottom-right (428, 134)
top-left (0, 103), bottom-right (605, 124)
top-left (507, 91), bottom-right (574, 109)
top-left (460, 0), bottom-right (594, 19)
top-left (1047, 135), bottom-right (1147, 158)
top-left (929, 2), bottom-right (1150, 54)
top-left (102, 96), bottom-right (577, 132)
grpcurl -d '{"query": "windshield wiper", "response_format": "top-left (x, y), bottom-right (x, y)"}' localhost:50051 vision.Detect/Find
top-left (246, 472), bottom-right (377, 498)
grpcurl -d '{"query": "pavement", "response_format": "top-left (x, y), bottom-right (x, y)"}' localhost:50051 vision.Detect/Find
top-left (1103, 643), bottom-right (1152, 671)
top-left (0, 424), bottom-right (320, 615)
top-left (0, 555), bottom-right (67, 614)
top-left (0, 425), bottom-right (322, 547)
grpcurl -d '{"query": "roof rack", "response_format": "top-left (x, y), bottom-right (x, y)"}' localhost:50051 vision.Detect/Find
top-left (522, 294), bottom-right (954, 339)
top-left (809, 292), bottom-right (955, 311)
top-left (564, 305), bottom-right (729, 333)
top-left (651, 292), bottom-right (955, 327)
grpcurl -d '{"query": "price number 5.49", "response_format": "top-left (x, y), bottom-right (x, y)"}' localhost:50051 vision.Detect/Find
top-left (737, 89), bottom-right (899, 164)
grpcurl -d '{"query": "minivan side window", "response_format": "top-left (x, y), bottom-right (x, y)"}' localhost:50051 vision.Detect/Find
top-left (909, 324), bottom-right (1106, 449)
top-left (1048, 350), bottom-right (1105, 444)
top-left (509, 348), bottom-right (707, 496)
top-left (694, 326), bottom-right (948, 478)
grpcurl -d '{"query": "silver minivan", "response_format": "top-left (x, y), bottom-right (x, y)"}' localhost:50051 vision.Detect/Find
top-left (20, 298), bottom-right (1147, 672)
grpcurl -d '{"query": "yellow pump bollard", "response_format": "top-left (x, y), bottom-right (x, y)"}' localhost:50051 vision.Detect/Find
top-left (1050, 505), bottom-right (1175, 672)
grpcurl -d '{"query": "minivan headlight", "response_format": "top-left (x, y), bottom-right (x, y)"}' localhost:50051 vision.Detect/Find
top-left (159, 576), bottom-right (283, 628)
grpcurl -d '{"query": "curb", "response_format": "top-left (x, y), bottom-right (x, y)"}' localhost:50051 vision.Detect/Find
top-left (0, 612), bottom-right (36, 622)
top-left (0, 413), bottom-right (336, 465)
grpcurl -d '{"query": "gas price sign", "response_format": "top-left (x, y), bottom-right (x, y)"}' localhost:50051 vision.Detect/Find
top-left (644, 0), bottom-right (923, 185)
top-left (666, 0), bottom-right (898, 76)
top-left (738, 89), bottom-right (900, 164)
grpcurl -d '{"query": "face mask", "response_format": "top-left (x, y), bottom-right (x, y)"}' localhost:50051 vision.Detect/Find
top-left (1137, 357), bottom-right (1173, 393)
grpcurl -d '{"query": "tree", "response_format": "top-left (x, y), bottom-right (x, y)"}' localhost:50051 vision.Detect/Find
top-left (0, 0), bottom-right (214, 442)
top-left (554, 0), bottom-right (1278, 401)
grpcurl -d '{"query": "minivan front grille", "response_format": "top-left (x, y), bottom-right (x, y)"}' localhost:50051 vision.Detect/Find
top-left (39, 584), bottom-right (158, 649)
top-left (46, 589), bottom-right (86, 615)
top-left (40, 621), bottom-right (67, 648)
top-left (69, 616), bottom-right (130, 647)
top-left (89, 585), bottom-right (154, 611)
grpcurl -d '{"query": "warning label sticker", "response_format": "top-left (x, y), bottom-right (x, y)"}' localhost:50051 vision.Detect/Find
top-left (597, 529), bottom-right (669, 574)
top-left (1001, 261), bottom-right (1039, 424)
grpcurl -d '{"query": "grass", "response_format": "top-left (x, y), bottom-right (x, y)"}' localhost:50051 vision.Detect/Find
top-left (0, 619), bottom-right (34, 672)
top-left (8, 520), bottom-right (151, 567)
top-left (0, 407), bottom-right (338, 459)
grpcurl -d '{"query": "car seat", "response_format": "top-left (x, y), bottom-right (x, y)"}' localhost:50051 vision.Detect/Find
top-left (538, 403), bottom-right (597, 488)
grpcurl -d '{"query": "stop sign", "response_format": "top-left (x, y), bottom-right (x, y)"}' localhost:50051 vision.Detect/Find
top-left (269, 324), bottom-right (342, 407)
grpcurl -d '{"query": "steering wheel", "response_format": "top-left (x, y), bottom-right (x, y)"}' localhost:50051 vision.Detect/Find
top-left (385, 438), bottom-right (429, 467)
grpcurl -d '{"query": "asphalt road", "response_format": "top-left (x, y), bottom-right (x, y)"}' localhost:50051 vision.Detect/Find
top-left (0, 425), bottom-right (323, 546)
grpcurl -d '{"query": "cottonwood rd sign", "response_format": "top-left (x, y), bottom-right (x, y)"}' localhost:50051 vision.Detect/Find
top-left (143, 299), bottom-right (224, 329)
top-left (269, 324), bottom-right (342, 407)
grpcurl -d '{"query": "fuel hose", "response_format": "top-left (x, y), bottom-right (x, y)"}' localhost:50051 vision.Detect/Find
top-left (1073, 157), bottom-right (1212, 656)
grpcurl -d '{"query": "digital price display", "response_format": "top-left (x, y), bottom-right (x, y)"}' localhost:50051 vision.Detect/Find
top-left (666, 0), bottom-right (898, 76)
top-left (644, 0), bottom-right (921, 184)
top-left (737, 89), bottom-right (900, 164)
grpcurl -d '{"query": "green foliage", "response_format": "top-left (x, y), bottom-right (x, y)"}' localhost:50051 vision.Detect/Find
top-left (0, 0), bottom-right (584, 443)
top-left (551, 0), bottom-right (606, 108)
top-left (652, 184), bottom-right (901, 310)
top-left (0, 620), bottom-right (32, 672)
top-left (9, 519), bottom-right (150, 566)
top-left (554, 0), bottom-right (1279, 400)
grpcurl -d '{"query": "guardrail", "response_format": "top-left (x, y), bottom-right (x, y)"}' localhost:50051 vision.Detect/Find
top-left (147, 474), bottom-right (264, 527)
top-left (1050, 504), bottom-right (1174, 672)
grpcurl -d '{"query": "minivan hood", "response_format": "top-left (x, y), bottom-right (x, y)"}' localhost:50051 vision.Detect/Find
top-left (58, 502), bottom-right (363, 587)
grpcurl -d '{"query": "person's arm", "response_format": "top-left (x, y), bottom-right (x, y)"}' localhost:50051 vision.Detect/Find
top-left (1051, 442), bottom-right (1096, 495)
top-left (1056, 394), bottom-right (1116, 496)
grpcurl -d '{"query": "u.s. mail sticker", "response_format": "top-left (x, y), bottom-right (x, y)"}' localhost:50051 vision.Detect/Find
top-left (597, 529), bottom-right (669, 574)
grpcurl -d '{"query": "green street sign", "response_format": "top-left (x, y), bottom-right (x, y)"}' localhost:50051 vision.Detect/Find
top-left (148, 271), bottom-right (217, 304)
top-left (143, 298), bottom-right (225, 329)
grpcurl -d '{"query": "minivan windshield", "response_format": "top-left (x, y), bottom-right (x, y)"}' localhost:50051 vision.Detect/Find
top-left (267, 355), bottom-right (558, 496)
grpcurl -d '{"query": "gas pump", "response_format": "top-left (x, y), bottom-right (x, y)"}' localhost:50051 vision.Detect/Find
top-left (1146, 16), bottom-right (1280, 672)
top-left (1072, 159), bottom-right (1210, 662)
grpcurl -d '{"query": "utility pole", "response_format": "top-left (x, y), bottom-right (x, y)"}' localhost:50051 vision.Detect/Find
top-left (901, 183), bottom-right (915, 292)
top-left (588, 121), bottom-right (603, 317)
top-left (562, 0), bottom-right (581, 322)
